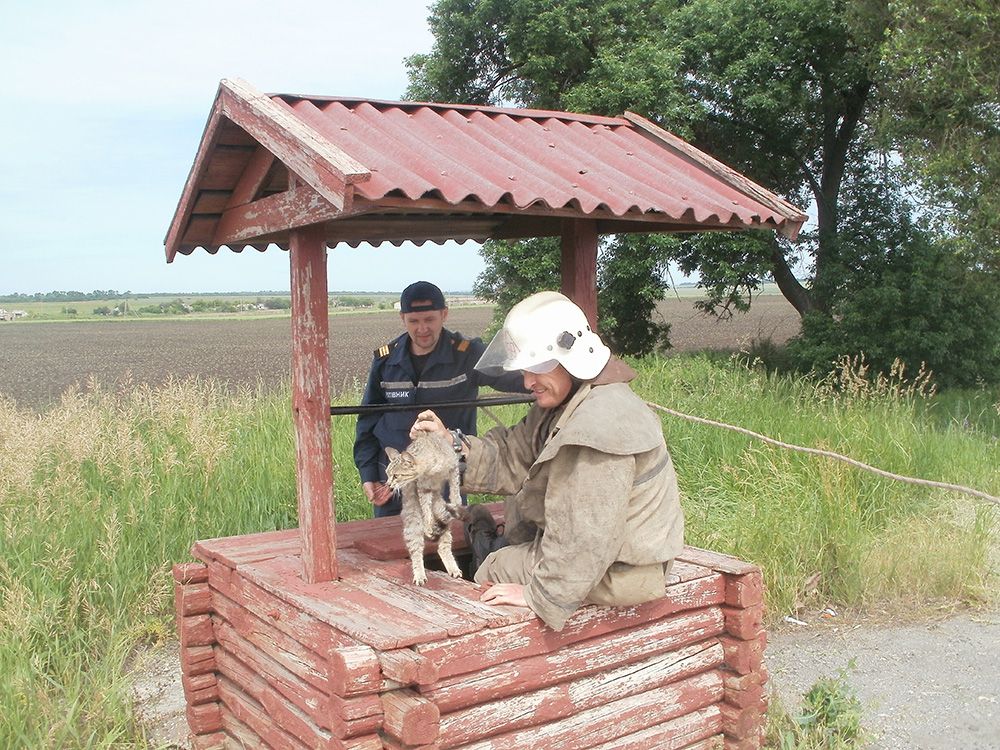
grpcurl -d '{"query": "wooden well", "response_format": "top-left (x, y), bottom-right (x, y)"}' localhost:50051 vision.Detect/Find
top-left (174, 506), bottom-right (767, 750)
top-left (166, 79), bottom-right (797, 750)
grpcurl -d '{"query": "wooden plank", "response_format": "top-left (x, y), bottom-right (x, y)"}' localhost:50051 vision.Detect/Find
top-left (215, 621), bottom-right (329, 730)
top-left (718, 702), bottom-right (762, 741)
top-left (191, 731), bottom-right (227, 750)
top-left (560, 219), bottom-right (599, 328)
top-left (339, 550), bottom-right (526, 630)
top-left (724, 571), bottom-right (764, 608)
top-left (210, 558), bottom-right (359, 656)
top-left (218, 706), bottom-right (265, 749)
top-left (212, 588), bottom-right (330, 693)
top-left (622, 111), bottom-right (806, 228)
top-left (226, 144), bottom-right (276, 209)
top-left (290, 223), bottom-right (338, 583)
top-left (722, 604), bottom-right (765, 640)
top-left (676, 547), bottom-right (760, 577)
top-left (415, 572), bottom-right (726, 679)
top-left (379, 649), bottom-right (439, 686)
top-left (180, 644), bottom-right (217, 676)
top-left (217, 650), bottom-right (382, 748)
top-left (217, 674), bottom-right (311, 750)
top-left (176, 581), bottom-right (213, 617)
top-left (213, 185), bottom-right (342, 246)
top-left (448, 670), bottom-right (722, 750)
top-left (437, 640), bottom-right (723, 748)
top-left (218, 78), bottom-right (368, 212)
top-left (585, 705), bottom-right (723, 750)
top-left (193, 528), bottom-right (301, 568)
top-left (186, 701), bottom-right (223, 734)
top-left (719, 633), bottom-right (767, 676)
top-left (422, 607), bottom-right (725, 712)
top-left (382, 689), bottom-right (441, 746)
top-left (173, 561), bottom-right (210, 584)
top-left (165, 95), bottom-right (225, 262)
top-left (180, 614), bottom-right (214, 649)
top-left (242, 556), bottom-right (450, 650)
top-left (331, 568), bottom-right (490, 638)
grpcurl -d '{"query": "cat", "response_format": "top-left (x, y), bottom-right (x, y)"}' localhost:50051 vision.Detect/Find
top-left (384, 431), bottom-right (464, 586)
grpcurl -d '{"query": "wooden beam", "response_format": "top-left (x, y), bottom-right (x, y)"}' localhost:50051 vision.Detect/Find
top-left (218, 78), bottom-right (369, 213)
top-left (212, 185), bottom-right (341, 246)
top-left (226, 145), bottom-right (276, 209)
top-left (289, 224), bottom-right (337, 583)
top-left (560, 219), bottom-right (599, 329)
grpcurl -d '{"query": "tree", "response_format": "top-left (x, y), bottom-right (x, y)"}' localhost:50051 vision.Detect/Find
top-left (879, 0), bottom-right (1000, 262)
top-left (407, 0), bottom-right (1000, 376)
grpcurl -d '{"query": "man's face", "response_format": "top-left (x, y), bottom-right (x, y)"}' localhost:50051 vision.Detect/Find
top-left (402, 305), bottom-right (448, 355)
top-left (522, 364), bottom-right (574, 409)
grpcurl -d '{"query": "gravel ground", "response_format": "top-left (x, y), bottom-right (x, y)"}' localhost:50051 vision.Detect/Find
top-left (766, 609), bottom-right (1000, 750)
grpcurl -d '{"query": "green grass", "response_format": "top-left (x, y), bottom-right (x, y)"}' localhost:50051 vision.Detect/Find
top-left (0, 354), bottom-right (996, 747)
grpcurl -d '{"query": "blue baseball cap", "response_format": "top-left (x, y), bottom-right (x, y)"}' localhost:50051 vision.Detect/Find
top-left (400, 281), bottom-right (446, 313)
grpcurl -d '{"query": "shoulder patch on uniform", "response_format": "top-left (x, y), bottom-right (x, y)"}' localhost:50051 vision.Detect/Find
top-left (452, 333), bottom-right (470, 352)
top-left (374, 341), bottom-right (397, 359)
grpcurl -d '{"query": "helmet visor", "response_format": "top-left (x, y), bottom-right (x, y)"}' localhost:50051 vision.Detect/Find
top-left (475, 326), bottom-right (558, 375)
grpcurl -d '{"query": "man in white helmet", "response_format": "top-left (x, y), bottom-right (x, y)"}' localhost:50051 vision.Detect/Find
top-left (411, 291), bottom-right (684, 631)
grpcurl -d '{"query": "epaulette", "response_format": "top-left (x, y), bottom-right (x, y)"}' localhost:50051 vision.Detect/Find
top-left (451, 333), bottom-right (470, 352)
top-left (374, 341), bottom-right (397, 359)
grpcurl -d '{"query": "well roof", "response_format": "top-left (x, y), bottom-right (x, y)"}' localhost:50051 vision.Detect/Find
top-left (165, 78), bottom-right (806, 261)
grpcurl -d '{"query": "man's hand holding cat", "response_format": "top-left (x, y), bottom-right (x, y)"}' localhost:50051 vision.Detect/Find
top-left (410, 410), bottom-right (448, 439)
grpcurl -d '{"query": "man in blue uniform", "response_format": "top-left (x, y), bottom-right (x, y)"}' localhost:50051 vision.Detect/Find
top-left (354, 281), bottom-right (526, 517)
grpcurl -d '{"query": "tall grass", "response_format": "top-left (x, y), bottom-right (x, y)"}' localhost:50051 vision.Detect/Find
top-left (0, 356), bottom-right (996, 747)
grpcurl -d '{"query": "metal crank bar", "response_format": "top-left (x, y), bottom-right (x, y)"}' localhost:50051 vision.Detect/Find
top-left (329, 394), bottom-right (535, 416)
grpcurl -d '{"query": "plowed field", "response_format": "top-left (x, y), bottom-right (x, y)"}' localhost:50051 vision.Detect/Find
top-left (0, 296), bottom-right (799, 410)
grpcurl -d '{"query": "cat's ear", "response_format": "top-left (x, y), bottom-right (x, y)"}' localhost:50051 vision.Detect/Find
top-left (385, 447), bottom-right (400, 460)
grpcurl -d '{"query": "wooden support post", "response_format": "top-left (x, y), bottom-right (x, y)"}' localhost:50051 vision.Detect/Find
top-left (289, 223), bottom-right (338, 583)
top-left (560, 218), bottom-right (599, 330)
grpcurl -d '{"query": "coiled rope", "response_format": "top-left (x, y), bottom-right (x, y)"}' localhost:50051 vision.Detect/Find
top-left (646, 402), bottom-right (1000, 506)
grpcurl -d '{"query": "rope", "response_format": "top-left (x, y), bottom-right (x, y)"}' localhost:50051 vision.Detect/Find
top-left (646, 401), bottom-right (1000, 506)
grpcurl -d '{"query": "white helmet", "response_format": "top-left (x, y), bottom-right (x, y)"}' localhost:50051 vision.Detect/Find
top-left (476, 291), bottom-right (611, 380)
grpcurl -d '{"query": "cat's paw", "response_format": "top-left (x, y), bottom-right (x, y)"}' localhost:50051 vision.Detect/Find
top-left (444, 563), bottom-right (462, 579)
top-left (412, 571), bottom-right (428, 586)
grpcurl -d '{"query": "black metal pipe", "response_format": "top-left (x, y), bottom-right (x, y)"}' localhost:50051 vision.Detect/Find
top-left (329, 394), bottom-right (535, 416)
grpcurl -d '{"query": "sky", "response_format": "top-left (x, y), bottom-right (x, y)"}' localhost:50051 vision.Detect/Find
top-left (0, 0), bottom-right (498, 295)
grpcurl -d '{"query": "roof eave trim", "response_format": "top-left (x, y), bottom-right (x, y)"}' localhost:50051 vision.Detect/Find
top-left (623, 111), bottom-right (808, 231)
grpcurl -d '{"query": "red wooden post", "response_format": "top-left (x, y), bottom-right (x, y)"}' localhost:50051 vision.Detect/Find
top-left (289, 223), bottom-right (338, 583)
top-left (560, 219), bottom-right (599, 329)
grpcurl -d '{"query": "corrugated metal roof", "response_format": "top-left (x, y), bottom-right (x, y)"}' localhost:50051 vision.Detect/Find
top-left (165, 79), bottom-right (806, 260)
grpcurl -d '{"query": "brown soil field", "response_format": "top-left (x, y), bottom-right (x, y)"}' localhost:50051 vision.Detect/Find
top-left (0, 296), bottom-right (799, 411)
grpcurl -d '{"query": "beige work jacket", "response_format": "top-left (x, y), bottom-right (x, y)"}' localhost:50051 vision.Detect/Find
top-left (463, 360), bottom-right (684, 629)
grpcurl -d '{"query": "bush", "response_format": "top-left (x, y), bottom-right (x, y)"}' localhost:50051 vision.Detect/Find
top-left (787, 237), bottom-right (1000, 387)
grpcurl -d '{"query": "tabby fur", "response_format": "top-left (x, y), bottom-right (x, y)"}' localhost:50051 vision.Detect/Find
top-left (384, 431), bottom-right (463, 585)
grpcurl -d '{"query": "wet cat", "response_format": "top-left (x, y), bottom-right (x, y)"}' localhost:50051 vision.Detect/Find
top-left (384, 431), bottom-right (463, 586)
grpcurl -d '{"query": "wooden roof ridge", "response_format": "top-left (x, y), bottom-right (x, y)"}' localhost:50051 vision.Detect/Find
top-left (165, 78), bottom-right (372, 261)
top-left (271, 93), bottom-right (630, 126)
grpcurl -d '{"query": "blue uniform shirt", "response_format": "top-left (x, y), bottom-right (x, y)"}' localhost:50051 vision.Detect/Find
top-left (353, 328), bottom-right (527, 512)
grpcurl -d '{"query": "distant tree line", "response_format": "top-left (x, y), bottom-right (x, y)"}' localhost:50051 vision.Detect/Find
top-left (1, 290), bottom-right (132, 303)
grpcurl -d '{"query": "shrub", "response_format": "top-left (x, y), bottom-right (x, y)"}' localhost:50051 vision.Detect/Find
top-left (787, 236), bottom-right (1000, 387)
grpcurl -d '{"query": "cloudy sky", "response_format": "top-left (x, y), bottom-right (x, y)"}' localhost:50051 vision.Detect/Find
top-left (0, 0), bottom-right (500, 295)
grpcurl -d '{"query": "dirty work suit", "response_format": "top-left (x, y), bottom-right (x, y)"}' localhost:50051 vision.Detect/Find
top-left (462, 359), bottom-right (684, 630)
top-left (354, 328), bottom-right (526, 517)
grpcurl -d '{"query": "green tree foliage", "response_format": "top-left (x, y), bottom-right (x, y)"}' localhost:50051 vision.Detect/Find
top-left (407, 0), bottom-right (1000, 381)
top-left (880, 0), bottom-right (1000, 260)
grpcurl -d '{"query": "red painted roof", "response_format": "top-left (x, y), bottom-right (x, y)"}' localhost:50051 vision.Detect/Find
top-left (165, 79), bottom-right (805, 260)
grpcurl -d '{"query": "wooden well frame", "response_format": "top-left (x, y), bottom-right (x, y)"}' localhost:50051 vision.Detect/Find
top-left (166, 78), bottom-right (801, 749)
